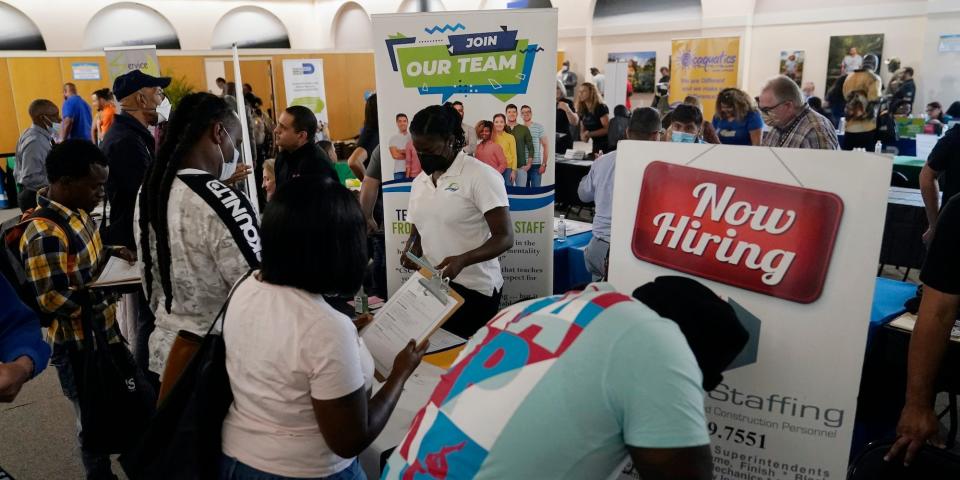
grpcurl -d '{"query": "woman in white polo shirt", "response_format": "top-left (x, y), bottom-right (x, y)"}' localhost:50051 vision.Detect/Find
top-left (401, 104), bottom-right (514, 338)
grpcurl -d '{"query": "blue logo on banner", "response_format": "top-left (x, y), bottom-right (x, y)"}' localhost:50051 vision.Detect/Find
top-left (302, 63), bottom-right (315, 75)
top-left (447, 29), bottom-right (518, 55)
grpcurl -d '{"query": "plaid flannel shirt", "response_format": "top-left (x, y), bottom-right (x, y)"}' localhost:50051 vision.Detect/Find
top-left (18, 194), bottom-right (120, 347)
top-left (762, 105), bottom-right (839, 150)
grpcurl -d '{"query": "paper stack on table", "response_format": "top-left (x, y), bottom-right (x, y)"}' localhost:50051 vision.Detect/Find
top-left (888, 312), bottom-right (960, 343)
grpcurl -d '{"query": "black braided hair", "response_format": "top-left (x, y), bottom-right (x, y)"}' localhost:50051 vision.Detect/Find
top-left (410, 104), bottom-right (466, 153)
top-left (137, 92), bottom-right (237, 313)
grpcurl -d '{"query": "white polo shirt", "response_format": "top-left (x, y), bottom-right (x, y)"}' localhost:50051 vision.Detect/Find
top-left (408, 152), bottom-right (509, 296)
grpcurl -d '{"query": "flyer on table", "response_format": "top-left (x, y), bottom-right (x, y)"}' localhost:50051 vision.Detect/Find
top-left (608, 142), bottom-right (890, 479)
top-left (372, 8), bottom-right (558, 304)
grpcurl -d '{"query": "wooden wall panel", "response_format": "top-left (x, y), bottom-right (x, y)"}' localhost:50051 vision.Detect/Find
top-left (59, 57), bottom-right (109, 104)
top-left (8, 58), bottom-right (63, 144)
top-left (158, 55), bottom-right (207, 94)
top-left (0, 59), bottom-right (20, 154)
top-left (272, 53), bottom-right (374, 141)
top-left (0, 53), bottom-right (376, 148)
top-left (342, 53), bottom-right (376, 139)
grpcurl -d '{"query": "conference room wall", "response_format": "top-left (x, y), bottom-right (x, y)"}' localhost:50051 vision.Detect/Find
top-left (920, 11), bottom-right (960, 115)
top-left (747, 15), bottom-right (926, 99)
top-left (567, 15), bottom-right (927, 110)
top-left (0, 51), bottom-right (379, 153)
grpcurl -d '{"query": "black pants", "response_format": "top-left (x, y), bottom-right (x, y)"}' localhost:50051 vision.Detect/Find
top-left (445, 282), bottom-right (502, 339)
top-left (842, 130), bottom-right (878, 151)
top-left (51, 346), bottom-right (117, 480)
top-left (18, 187), bottom-right (37, 213)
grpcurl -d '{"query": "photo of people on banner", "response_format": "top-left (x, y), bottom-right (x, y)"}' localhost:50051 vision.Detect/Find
top-left (373, 10), bottom-right (558, 306)
top-left (387, 102), bottom-right (550, 188)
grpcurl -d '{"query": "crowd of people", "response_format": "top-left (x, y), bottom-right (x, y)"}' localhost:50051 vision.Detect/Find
top-left (0, 52), bottom-right (959, 479)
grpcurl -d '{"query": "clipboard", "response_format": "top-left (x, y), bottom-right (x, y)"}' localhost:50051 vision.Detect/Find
top-left (361, 253), bottom-right (464, 380)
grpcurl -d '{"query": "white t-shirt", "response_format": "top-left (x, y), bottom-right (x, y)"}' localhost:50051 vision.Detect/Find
top-left (134, 168), bottom-right (252, 374)
top-left (842, 54), bottom-right (863, 73)
top-left (408, 153), bottom-right (509, 296)
top-left (388, 132), bottom-right (410, 173)
top-left (221, 275), bottom-right (374, 478)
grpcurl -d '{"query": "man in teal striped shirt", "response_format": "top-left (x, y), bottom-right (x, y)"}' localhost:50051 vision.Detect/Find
top-left (521, 105), bottom-right (548, 188)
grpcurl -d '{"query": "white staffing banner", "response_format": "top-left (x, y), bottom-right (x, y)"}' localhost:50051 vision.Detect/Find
top-left (104, 45), bottom-right (160, 82)
top-left (282, 59), bottom-right (329, 124)
top-left (608, 143), bottom-right (890, 479)
top-left (373, 8), bottom-right (558, 304)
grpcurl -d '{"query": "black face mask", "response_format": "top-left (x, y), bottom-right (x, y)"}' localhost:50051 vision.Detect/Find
top-left (418, 137), bottom-right (460, 175)
top-left (420, 153), bottom-right (454, 175)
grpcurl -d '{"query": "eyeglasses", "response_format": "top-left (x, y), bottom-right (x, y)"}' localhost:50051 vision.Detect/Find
top-left (759, 101), bottom-right (786, 114)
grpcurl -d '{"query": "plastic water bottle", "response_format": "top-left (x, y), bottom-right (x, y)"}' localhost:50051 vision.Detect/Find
top-left (354, 286), bottom-right (368, 315)
top-left (874, 141), bottom-right (883, 153)
top-left (558, 215), bottom-right (567, 243)
top-left (838, 117), bottom-right (846, 135)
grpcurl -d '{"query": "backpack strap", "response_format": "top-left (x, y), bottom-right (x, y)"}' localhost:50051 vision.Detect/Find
top-left (1, 206), bottom-right (84, 328)
top-left (28, 207), bottom-right (83, 254)
top-left (176, 173), bottom-right (262, 269)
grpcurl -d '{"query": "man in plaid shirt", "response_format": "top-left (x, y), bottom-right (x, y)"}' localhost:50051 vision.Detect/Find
top-left (759, 75), bottom-right (839, 150)
top-left (18, 140), bottom-right (136, 479)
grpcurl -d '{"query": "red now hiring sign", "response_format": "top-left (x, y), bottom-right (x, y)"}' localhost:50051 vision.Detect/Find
top-left (631, 162), bottom-right (843, 303)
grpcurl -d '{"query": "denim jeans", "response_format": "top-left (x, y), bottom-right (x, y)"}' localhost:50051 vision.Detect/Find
top-left (50, 347), bottom-right (117, 480)
top-left (527, 165), bottom-right (542, 187)
top-left (514, 167), bottom-right (528, 189)
top-left (502, 168), bottom-right (513, 186)
top-left (220, 455), bottom-right (366, 480)
top-left (584, 236), bottom-right (610, 282)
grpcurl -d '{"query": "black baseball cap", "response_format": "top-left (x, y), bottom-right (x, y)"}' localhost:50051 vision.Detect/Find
top-left (113, 70), bottom-right (171, 100)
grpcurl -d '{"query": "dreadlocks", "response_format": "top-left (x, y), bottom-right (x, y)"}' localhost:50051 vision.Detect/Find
top-left (137, 92), bottom-right (237, 313)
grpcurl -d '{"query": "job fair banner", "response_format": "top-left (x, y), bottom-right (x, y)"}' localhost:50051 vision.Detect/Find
top-left (104, 45), bottom-right (160, 82)
top-left (669, 37), bottom-right (740, 120)
top-left (372, 9), bottom-right (558, 304)
top-left (608, 143), bottom-right (890, 479)
top-left (282, 59), bottom-right (329, 124)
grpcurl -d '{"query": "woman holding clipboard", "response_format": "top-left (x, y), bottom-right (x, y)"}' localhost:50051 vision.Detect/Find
top-left (220, 178), bottom-right (427, 479)
top-left (401, 104), bottom-right (514, 339)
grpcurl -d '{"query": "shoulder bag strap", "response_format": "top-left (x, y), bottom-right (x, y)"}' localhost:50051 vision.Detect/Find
top-left (176, 173), bottom-right (262, 269)
top-left (208, 269), bottom-right (254, 338)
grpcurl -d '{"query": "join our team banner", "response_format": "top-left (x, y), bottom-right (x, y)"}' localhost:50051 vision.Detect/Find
top-left (104, 45), bottom-right (160, 83)
top-left (669, 37), bottom-right (740, 120)
top-left (282, 59), bottom-right (329, 124)
top-left (609, 142), bottom-right (891, 479)
top-left (372, 9), bottom-right (558, 304)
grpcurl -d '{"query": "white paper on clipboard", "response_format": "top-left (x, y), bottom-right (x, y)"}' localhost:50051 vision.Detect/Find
top-left (361, 271), bottom-right (462, 378)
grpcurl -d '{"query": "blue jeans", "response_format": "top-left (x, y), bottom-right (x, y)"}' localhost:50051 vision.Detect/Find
top-left (527, 164), bottom-right (542, 187)
top-left (514, 167), bottom-right (528, 189)
top-left (220, 455), bottom-right (366, 480)
top-left (393, 172), bottom-right (406, 181)
top-left (502, 168), bottom-right (513, 186)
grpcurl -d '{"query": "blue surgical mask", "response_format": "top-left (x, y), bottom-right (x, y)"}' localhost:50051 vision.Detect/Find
top-left (671, 131), bottom-right (698, 143)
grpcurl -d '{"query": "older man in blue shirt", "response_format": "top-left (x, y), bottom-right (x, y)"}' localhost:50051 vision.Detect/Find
top-left (14, 99), bottom-right (59, 211)
top-left (578, 107), bottom-right (662, 280)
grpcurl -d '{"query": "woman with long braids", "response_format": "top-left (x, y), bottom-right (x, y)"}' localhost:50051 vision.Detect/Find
top-left (400, 104), bottom-right (513, 339)
top-left (135, 92), bottom-right (261, 376)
